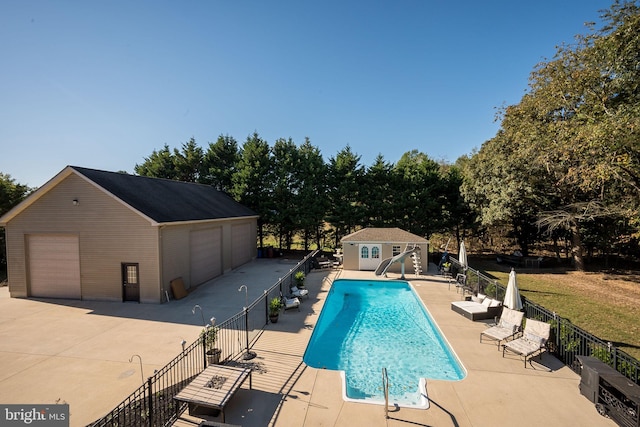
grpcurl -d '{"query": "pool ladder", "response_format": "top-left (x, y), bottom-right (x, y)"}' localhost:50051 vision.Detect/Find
top-left (382, 367), bottom-right (389, 419)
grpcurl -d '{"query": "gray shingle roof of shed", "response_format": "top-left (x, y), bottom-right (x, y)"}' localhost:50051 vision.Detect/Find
top-left (73, 166), bottom-right (257, 223)
top-left (341, 227), bottom-right (428, 243)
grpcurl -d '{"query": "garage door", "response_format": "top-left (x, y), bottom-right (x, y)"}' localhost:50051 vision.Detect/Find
top-left (28, 235), bottom-right (81, 299)
top-left (190, 228), bottom-right (221, 286)
top-left (231, 223), bottom-right (252, 268)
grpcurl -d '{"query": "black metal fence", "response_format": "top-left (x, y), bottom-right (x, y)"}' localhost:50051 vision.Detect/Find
top-left (90, 250), bottom-right (319, 427)
top-left (449, 257), bottom-right (640, 385)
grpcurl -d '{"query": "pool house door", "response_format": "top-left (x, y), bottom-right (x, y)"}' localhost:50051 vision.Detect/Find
top-left (359, 244), bottom-right (382, 270)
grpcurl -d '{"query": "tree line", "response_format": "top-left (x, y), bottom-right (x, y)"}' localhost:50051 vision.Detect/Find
top-left (133, 0), bottom-right (640, 268)
top-left (2, 1), bottom-right (639, 272)
top-left (133, 134), bottom-right (471, 250)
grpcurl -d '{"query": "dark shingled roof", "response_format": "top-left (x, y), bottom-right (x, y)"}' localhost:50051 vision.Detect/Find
top-left (72, 166), bottom-right (257, 223)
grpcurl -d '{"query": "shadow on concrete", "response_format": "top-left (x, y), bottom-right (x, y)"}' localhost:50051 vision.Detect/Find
top-left (16, 259), bottom-right (333, 327)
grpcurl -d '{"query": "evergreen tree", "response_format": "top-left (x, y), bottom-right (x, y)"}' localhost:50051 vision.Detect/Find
top-left (326, 145), bottom-right (365, 246)
top-left (203, 134), bottom-right (240, 192)
top-left (232, 132), bottom-right (273, 249)
top-left (134, 144), bottom-right (177, 179)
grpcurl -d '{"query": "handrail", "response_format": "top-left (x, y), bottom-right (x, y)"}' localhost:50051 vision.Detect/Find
top-left (382, 367), bottom-right (389, 419)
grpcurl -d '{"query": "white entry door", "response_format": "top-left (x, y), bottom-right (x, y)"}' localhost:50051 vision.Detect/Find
top-left (358, 244), bottom-right (382, 270)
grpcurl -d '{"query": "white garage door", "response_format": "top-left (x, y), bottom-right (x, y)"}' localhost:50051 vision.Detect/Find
top-left (231, 223), bottom-right (252, 268)
top-left (190, 228), bottom-right (221, 286)
top-left (28, 235), bottom-right (81, 299)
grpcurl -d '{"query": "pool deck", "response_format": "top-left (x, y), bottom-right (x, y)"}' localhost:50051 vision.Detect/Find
top-left (174, 265), bottom-right (616, 427)
top-left (0, 259), bottom-right (617, 426)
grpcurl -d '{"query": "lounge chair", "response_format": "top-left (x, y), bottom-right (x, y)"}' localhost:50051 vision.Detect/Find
top-left (451, 293), bottom-right (503, 321)
top-left (480, 307), bottom-right (524, 349)
top-left (280, 292), bottom-right (300, 312)
top-left (290, 285), bottom-right (309, 300)
top-left (502, 318), bottom-right (551, 367)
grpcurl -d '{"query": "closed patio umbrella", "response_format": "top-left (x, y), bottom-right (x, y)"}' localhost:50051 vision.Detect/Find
top-left (504, 268), bottom-right (523, 310)
top-left (458, 240), bottom-right (468, 270)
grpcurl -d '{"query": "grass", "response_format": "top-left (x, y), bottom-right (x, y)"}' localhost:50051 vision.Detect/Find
top-left (473, 258), bottom-right (640, 360)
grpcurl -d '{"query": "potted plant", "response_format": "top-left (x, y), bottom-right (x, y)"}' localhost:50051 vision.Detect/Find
top-left (269, 296), bottom-right (282, 323)
top-left (200, 325), bottom-right (221, 365)
top-left (294, 271), bottom-right (306, 289)
top-left (442, 261), bottom-right (451, 273)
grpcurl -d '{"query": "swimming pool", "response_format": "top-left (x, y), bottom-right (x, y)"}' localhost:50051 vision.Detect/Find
top-left (303, 279), bottom-right (465, 408)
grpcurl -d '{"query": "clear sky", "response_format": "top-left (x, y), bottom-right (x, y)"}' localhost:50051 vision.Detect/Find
top-left (1, 0), bottom-right (612, 188)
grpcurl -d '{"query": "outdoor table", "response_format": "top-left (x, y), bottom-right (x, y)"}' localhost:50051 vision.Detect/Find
top-left (174, 364), bottom-right (252, 422)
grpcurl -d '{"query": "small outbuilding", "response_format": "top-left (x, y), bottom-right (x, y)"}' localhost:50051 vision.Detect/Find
top-left (0, 166), bottom-right (258, 303)
top-left (340, 227), bottom-right (429, 274)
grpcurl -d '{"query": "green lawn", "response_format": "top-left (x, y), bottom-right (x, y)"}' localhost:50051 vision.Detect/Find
top-left (477, 262), bottom-right (640, 361)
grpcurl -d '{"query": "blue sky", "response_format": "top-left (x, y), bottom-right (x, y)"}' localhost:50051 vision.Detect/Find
top-left (1, 1), bottom-right (611, 188)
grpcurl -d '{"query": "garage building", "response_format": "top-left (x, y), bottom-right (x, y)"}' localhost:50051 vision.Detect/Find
top-left (0, 166), bottom-right (258, 303)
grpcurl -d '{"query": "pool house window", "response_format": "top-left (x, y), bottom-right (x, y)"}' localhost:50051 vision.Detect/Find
top-left (392, 245), bottom-right (401, 256)
top-left (361, 246), bottom-right (369, 258)
top-left (372, 246), bottom-right (380, 259)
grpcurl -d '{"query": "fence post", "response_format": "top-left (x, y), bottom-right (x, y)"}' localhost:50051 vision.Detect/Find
top-left (553, 312), bottom-right (559, 352)
top-left (147, 376), bottom-right (154, 425)
top-left (244, 307), bottom-right (250, 356)
top-left (201, 331), bottom-right (207, 370)
top-left (264, 290), bottom-right (268, 325)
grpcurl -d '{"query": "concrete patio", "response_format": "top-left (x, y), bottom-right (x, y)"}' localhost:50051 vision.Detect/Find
top-left (0, 259), bottom-right (617, 426)
top-left (172, 265), bottom-right (617, 427)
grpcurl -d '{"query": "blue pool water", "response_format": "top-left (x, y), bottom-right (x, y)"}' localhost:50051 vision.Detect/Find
top-left (303, 279), bottom-right (465, 407)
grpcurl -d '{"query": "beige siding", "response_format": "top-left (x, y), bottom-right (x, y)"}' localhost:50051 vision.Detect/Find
top-left (342, 243), bottom-right (360, 270)
top-left (5, 174), bottom-right (161, 302)
top-left (231, 223), bottom-right (252, 268)
top-left (161, 223), bottom-right (224, 290)
top-left (160, 218), bottom-right (256, 292)
top-left (189, 228), bottom-right (222, 286)
top-left (4, 170), bottom-right (258, 303)
top-left (340, 242), bottom-right (428, 273)
top-left (5, 228), bottom-right (28, 297)
top-left (160, 225), bottom-right (191, 290)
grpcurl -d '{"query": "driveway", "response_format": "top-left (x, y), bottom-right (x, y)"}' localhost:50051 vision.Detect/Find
top-left (0, 257), bottom-right (308, 425)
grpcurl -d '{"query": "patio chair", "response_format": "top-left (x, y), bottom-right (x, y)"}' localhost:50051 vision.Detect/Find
top-left (502, 318), bottom-right (551, 367)
top-left (455, 273), bottom-right (468, 294)
top-left (280, 292), bottom-right (300, 312)
top-left (480, 307), bottom-right (524, 349)
top-left (290, 285), bottom-right (309, 300)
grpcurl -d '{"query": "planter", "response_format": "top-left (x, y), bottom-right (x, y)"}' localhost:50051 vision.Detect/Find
top-left (206, 348), bottom-right (222, 365)
top-left (294, 271), bottom-right (306, 289)
top-left (269, 296), bottom-right (282, 324)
